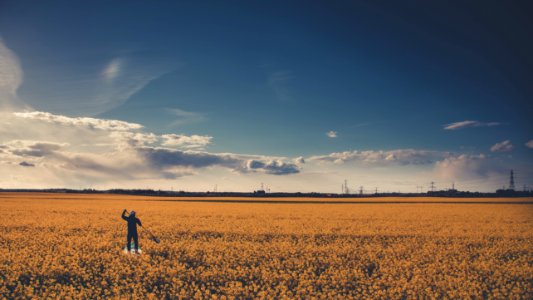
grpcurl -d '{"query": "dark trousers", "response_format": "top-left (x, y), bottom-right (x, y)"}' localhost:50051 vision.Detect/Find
top-left (127, 232), bottom-right (139, 252)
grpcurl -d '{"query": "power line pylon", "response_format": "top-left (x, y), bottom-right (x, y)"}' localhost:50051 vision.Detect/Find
top-left (509, 170), bottom-right (515, 190)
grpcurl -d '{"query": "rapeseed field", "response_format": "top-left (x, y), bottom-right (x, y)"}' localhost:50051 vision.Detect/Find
top-left (0, 193), bottom-right (531, 299)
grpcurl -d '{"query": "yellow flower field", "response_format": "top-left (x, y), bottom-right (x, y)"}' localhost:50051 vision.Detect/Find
top-left (0, 193), bottom-right (531, 299)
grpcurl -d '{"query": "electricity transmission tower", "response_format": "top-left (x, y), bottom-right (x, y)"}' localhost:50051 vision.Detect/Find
top-left (509, 170), bottom-right (515, 190)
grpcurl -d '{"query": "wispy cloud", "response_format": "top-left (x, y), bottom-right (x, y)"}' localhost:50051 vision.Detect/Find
top-left (167, 108), bottom-right (206, 127)
top-left (490, 140), bottom-right (513, 152)
top-left (268, 70), bottom-right (292, 102)
top-left (1, 39), bottom-right (173, 116)
top-left (0, 39), bottom-right (26, 111)
top-left (93, 58), bottom-right (163, 114)
top-left (101, 58), bottom-right (122, 82)
top-left (526, 140), bottom-right (533, 149)
top-left (326, 131), bottom-right (337, 138)
top-left (443, 120), bottom-right (501, 130)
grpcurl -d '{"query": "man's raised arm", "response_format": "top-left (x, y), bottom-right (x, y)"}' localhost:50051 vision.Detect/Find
top-left (121, 209), bottom-right (128, 221)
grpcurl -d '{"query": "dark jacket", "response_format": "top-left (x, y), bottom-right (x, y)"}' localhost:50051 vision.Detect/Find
top-left (122, 211), bottom-right (142, 235)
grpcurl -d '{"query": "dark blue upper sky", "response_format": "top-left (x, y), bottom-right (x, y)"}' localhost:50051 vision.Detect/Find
top-left (1, 0), bottom-right (532, 158)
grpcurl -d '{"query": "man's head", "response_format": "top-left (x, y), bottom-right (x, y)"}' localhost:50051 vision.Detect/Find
top-left (130, 210), bottom-right (136, 217)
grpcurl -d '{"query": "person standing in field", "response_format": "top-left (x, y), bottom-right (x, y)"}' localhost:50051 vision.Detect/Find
top-left (121, 209), bottom-right (142, 253)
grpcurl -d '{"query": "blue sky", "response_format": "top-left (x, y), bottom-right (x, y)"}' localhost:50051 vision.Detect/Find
top-left (0, 1), bottom-right (532, 192)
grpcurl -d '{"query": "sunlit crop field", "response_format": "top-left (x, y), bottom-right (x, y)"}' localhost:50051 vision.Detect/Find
top-left (0, 193), bottom-right (532, 299)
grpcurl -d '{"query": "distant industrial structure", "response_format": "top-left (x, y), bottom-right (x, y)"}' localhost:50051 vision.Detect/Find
top-left (1, 170), bottom-right (531, 198)
top-left (334, 169), bottom-right (531, 198)
top-left (494, 169), bottom-right (529, 196)
top-left (509, 170), bottom-right (515, 190)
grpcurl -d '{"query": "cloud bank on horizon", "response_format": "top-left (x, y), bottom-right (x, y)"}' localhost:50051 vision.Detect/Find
top-left (0, 108), bottom-right (525, 192)
top-left (0, 1), bottom-right (532, 192)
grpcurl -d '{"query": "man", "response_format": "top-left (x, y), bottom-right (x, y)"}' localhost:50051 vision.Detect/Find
top-left (121, 209), bottom-right (142, 253)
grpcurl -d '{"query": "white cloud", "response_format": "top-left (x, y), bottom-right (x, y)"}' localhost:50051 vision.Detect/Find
top-left (433, 153), bottom-right (506, 183)
top-left (101, 58), bottom-right (122, 82)
top-left (327, 131), bottom-right (337, 138)
top-left (109, 131), bottom-right (158, 149)
top-left (309, 149), bottom-right (450, 165)
top-left (526, 140), bottom-right (533, 149)
top-left (0, 110), bottom-right (301, 186)
top-left (443, 120), bottom-right (501, 130)
top-left (490, 140), bottom-right (513, 153)
top-left (161, 134), bottom-right (212, 149)
top-left (13, 111), bottom-right (143, 131)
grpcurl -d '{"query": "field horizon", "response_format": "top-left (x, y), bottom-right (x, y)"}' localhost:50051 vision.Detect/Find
top-left (1, 192), bottom-right (533, 204)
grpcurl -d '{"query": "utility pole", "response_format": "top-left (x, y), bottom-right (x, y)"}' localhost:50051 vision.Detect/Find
top-left (509, 170), bottom-right (515, 190)
top-left (430, 181), bottom-right (435, 192)
top-left (359, 186), bottom-right (363, 195)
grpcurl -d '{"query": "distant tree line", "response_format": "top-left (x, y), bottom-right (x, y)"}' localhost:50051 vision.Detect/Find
top-left (0, 188), bottom-right (531, 198)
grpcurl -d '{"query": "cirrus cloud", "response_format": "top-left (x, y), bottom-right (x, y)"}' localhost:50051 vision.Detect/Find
top-left (0, 39), bottom-right (27, 111)
top-left (443, 120), bottom-right (501, 130)
top-left (101, 58), bottom-right (122, 82)
top-left (490, 140), bottom-right (513, 153)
